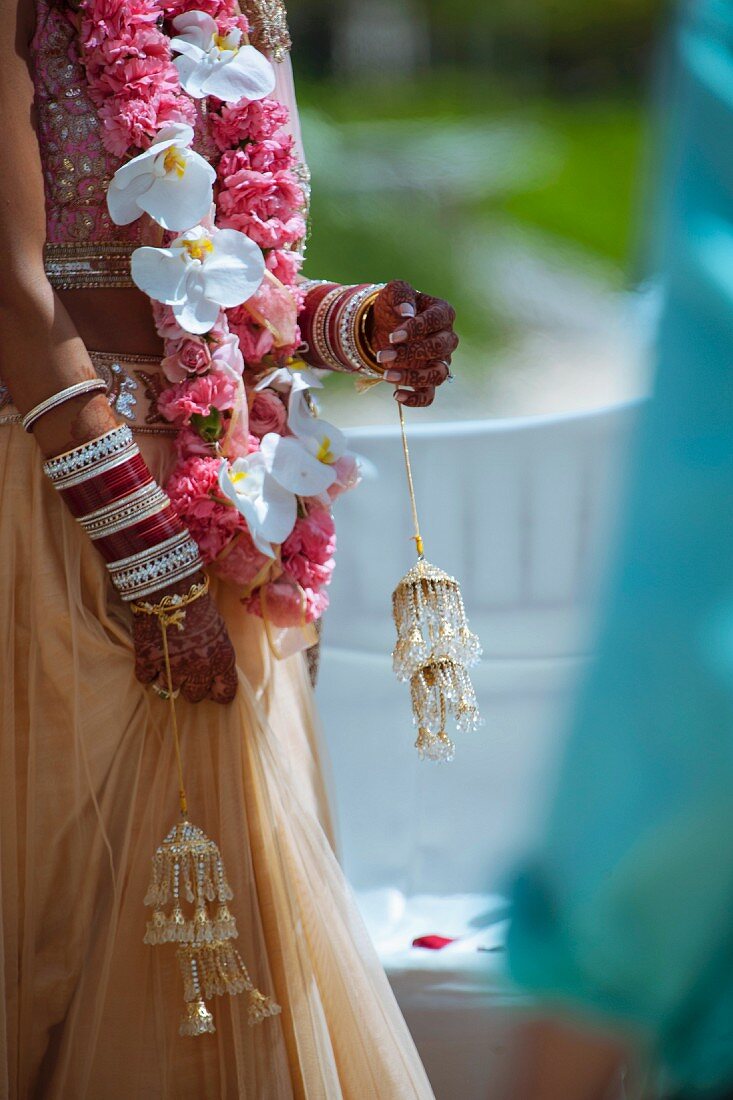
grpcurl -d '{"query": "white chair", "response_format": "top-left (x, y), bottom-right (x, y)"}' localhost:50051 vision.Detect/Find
top-left (317, 404), bottom-right (637, 1099)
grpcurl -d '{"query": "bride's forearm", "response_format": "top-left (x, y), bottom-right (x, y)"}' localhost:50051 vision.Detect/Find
top-left (0, 283), bottom-right (119, 458)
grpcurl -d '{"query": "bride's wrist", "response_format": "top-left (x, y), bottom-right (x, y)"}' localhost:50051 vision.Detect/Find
top-left (299, 281), bottom-right (385, 376)
top-left (42, 425), bottom-right (203, 602)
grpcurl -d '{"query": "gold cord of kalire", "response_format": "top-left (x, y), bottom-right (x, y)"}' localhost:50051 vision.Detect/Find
top-left (132, 580), bottom-right (281, 1037)
top-left (391, 407), bottom-right (483, 761)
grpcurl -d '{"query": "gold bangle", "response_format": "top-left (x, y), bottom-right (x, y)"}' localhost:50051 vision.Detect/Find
top-left (131, 575), bottom-right (210, 630)
top-left (354, 289), bottom-right (384, 373)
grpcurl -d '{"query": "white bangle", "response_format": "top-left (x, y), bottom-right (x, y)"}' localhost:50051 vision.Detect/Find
top-left (22, 378), bottom-right (108, 433)
top-left (107, 531), bottom-right (203, 601)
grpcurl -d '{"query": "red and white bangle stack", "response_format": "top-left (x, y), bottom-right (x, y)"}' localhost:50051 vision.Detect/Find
top-left (300, 281), bottom-right (386, 377)
top-left (43, 426), bottom-right (203, 601)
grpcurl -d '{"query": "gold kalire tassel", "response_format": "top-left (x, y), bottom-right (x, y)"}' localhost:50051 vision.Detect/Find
top-left (392, 408), bottom-right (482, 761)
top-left (133, 584), bottom-right (281, 1037)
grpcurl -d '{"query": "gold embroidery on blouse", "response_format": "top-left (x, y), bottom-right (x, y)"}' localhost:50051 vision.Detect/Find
top-left (44, 243), bottom-right (137, 290)
top-left (241, 0), bottom-right (292, 61)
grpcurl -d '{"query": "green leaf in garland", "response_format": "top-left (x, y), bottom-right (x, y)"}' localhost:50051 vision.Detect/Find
top-left (190, 406), bottom-right (225, 444)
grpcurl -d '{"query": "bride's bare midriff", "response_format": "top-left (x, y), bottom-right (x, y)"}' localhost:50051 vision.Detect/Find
top-left (59, 286), bottom-right (164, 357)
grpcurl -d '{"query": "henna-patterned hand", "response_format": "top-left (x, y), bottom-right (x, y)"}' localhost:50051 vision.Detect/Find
top-left (371, 280), bottom-right (458, 407)
top-left (132, 573), bottom-right (238, 705)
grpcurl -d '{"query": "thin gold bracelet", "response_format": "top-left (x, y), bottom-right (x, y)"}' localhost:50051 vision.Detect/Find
top-left (131, 575), bottom-right (210, 630)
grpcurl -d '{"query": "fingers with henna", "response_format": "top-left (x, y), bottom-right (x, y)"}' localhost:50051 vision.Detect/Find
top-left (382, 280), bottom-right (417, 318)
top-left (377, 330), bottom-right (458, 365)
top-left (388, 302), bottom-right (456, 344)
top-left (384, 360), bottom-right (450, 387)
top-left (180, 673), bottom-right (213, 704)
top-left (395, 387), bottom-right (435, 407)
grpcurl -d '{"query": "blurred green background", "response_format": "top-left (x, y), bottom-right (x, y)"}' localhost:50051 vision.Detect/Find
top-left (289, 0), bottom-right (666, 421)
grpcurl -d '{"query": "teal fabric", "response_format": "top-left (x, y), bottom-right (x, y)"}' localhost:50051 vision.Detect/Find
top-left (506, 3), bottom-right (733, 1093)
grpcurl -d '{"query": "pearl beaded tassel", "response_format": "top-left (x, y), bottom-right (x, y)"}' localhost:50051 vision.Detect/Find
top-left (136, 585), bottom-right (281, 1036)
top-left (143, 821), bottom-right (280, 1036)
top-left (391, 408), bottom-right (483, 761)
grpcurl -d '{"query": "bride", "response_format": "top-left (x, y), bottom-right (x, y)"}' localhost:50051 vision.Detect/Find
top-left (0, 0), bottom-right (459, 1095)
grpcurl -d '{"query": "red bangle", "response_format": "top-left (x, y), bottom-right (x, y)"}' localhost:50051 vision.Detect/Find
top-left (61, 455), bottom-right (153, 517)
top-left (94, 506), bottom-right (185, 563)
top-left (326, 284), bottom-right (370, 372)
top-left (300, 282), bottom-right (340, 369)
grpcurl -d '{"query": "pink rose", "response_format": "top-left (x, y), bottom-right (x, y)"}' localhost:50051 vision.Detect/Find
top-left (245, 577), bottom-right (304, 627)
top-left (249, 389), bottom-right (287, 438)
top-left (152, 301), bottom-right (187, 341)
top-left (162, 338), bottom-right (212, 383)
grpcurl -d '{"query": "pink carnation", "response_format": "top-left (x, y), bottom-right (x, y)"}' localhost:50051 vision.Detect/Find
top-left (218, 134), bottom-right (294, 177)
top-left (166, 455), bottom-right (241, 563)
top-left (283, 509), bottom-right (337, 564)
top-left (158, 371), bottom-right (239, 425)
top-left (98, 89), bottom-right (195, 156)
top-left (163, 0), bottom-right (235, 16)
top-left (92, 55), bottom-right (179, 99)
top-left (282, 510), bottom-right (336, 590)
top-left (81, 0), bottom-right (159, 49)
top-left (83, 27), bottom-right (170, 74)
top-left (266, 248), bottom-right (303, 289)
top-left (174, 427), bottom-right (219, 458)
top-left (217, 168), bottom-right (306, 250)
top-left (209, 98), bottom-right (290, 151)
top-left (249, 389), bottom-right (287, 438)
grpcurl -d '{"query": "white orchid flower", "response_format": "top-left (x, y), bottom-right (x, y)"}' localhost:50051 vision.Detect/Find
top-left (171, 11), bottom-right (276, 103)
top-left (218, 455), bottom-right (296, 558)
top-left (254, 360), bottom-right (324, 395)
top-left (259, 429), bottom-right (342, 497)
top-left (131, 224), bottom-right (265, 335)
top-left (106, 123), bottom-right (215, 233)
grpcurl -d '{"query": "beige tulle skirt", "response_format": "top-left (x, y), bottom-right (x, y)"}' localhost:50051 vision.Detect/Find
top-left (0, 422), bottom-right (434, 1099)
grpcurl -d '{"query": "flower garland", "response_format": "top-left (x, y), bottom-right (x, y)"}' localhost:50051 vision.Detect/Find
top-left (75, 0), bottom-right (359, 628)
